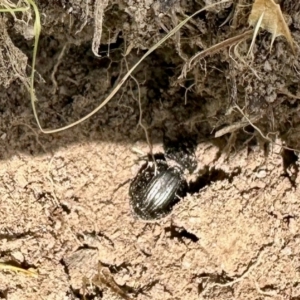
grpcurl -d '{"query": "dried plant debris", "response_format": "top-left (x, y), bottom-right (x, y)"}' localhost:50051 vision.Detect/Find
top-left (0, 262), bottom-right (38, 278)
top-left (64, 249), bottom-right (133, 299)
top-left (64, 248), bottom-right (99, 290)
top-left (248, 0), bottom-right (295, 54)
top-left (92, 0), bottom-right (109, 57)
top-left (89, 265), bottom-right (133, 300)
top-left (0, 16), bottom-right (28, 88)
top-left (203, 0), bottom-right (233, 13)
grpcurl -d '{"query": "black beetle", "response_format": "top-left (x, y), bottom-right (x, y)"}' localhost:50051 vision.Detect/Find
top-left (129, 135), bottom-right (197, 221)
top-left (129, 158), bottom-right (187, 220)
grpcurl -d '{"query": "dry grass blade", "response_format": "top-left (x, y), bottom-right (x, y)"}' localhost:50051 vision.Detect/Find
top-left (215, 114), bottom-right (261, 137)
top-left (234, 104), bottom-right (299, 152)
top-left (248, 0), bottom-right (295, 54)
top-left (92, 0), bottom-right (109, 57)
top-left (0, 262), bottom-right (38, 278)
top-left (247, 10), bottom-right (264, 56)
top-left (180, 29), bottom-right (254, 79)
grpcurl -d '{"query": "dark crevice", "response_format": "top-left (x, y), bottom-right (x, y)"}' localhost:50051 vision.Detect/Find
top-left (59, 257), bottom-right (71, 280)
top-left (139, 249), bottom-right (152, 257)
top-left (0, 232), bottom-right (31, 241)
top-left (267, 211), bottom-right (278, 219)
top-left (260, 284), bottom-right (276, 292)
top-left (282, 149), bottom-right (298, 169)
top-left (283, 215), bottom-right (296, 227)
top-left (60, 203), bottom-right (71, 214)
top-left (240, 186), bottom-right (260, 197)
top-left (73, 289), bottom-right (102, 300)
top-left (0, 289), bottom-right (8, 299)
top-left (0, 229), bottom-right (45, 242)
top-left (281, 149), bottom-right (299, 187)
top-left (75, 245), bottom-right (98, 251)
top-left (101, 262), bottom-right (132, 275)
top-left (70, 287), bottom-right (102, 300)
top-left (31, 191), bottom-right (54, 202)
top-left (194, 270), bottom-right (235, 285)
top-left (76, 231), bottom-right (115, 248)
top-left (164, 225), bottom-right (199, 243)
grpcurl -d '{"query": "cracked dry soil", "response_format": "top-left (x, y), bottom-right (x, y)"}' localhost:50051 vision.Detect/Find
top-left (0, 0), bottom-right (300, 299)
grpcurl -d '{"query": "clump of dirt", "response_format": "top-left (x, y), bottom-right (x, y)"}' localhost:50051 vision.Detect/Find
top-left (0, 0), bottom-right (300, 299)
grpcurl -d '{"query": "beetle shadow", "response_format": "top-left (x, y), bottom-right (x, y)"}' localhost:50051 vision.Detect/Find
top-left (188, 166), bottom-right (242, 194)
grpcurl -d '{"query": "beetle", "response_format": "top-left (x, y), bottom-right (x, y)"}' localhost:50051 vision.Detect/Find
top-left (129, 135), bottom-right (197, 221)
top-left (129, 158), bottom-right (187, 220)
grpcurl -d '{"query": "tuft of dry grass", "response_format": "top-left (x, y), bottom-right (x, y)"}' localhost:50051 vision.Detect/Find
top-left (248, 0), bottom-right (295, 55)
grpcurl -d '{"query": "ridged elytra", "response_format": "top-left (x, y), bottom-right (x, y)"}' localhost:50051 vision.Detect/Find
top-left (129, 159), bottom-right (187, 221)
top-left (129, 136), bottom-right (197, 221)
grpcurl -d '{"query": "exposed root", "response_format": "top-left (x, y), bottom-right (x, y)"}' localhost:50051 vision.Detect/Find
top-left (51, 43), bottom-right (69, 94)
top-left (233, 39), bottom-right (261, 80)
top-left (234, 104), bottom-right (299, 152)
top-left (127, 63), bottom-right (157, 170)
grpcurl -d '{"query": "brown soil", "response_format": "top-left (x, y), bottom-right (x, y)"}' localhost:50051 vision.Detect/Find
top-left (0, 0), bottom-right (300, 299)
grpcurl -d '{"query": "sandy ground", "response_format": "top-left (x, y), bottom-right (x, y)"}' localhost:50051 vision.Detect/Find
top-left (0, 117), bottom-right (299, 300)
top-left (0, 0), bottom-right (300, 299)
